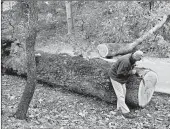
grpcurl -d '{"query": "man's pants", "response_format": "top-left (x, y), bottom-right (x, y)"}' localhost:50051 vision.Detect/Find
top-left (110, 78), bottom-right (130, 114)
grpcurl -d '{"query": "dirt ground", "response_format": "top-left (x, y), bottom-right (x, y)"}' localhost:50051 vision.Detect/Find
top-left (1, 75), bottom-right (170, 129)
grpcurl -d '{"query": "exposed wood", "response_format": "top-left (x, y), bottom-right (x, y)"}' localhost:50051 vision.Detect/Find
top-left (138, 70), bottom-right (158, 107)
top-left (97, 43), bottom-right (133, 58)
top-left (126, 68), bottom-right (158, 107)
top-left (97, 14), bottom-right (170, 58)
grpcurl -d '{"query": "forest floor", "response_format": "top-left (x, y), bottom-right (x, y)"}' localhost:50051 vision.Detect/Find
top-left (1, 75), bottom-right (170, 129)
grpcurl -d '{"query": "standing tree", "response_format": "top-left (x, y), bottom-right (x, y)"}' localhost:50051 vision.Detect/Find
top-left (65, 1), bottom-right (74, 34)
top-left (14, 0), bottom-right (38, 120)
top-left (1, 1), bottom-right (3, 13)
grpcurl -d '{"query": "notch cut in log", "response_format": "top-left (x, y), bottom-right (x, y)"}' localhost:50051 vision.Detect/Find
top-left (97, 14), bottom-right (170, 58)
top-left (2, 51), bottom-right (158, 107)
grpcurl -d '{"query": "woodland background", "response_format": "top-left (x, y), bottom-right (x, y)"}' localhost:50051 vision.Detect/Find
top-left (2, 1), bottom-right (170, 57)
top-left (1, 1), bottom-right (170, 129)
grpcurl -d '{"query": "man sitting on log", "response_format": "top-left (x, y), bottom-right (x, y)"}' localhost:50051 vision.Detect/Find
top-left (109, 50), bottom-right (143, 119)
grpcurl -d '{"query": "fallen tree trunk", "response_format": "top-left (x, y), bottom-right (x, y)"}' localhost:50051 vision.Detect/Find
top-left (2, 50), bottom-right (158, 108)
top-left (97, 14), bottom-right (170, 58)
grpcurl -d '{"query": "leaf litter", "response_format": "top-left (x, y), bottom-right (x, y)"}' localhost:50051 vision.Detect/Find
top-left (1, 75), bottom-right (170, 129)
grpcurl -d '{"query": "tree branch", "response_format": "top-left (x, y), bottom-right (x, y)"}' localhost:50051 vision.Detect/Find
top-left (130, 14), bottom-right (169, 48)
top-left (97, 14), bottom-right (170, 57)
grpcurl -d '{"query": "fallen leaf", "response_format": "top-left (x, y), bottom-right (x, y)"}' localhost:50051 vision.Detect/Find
top-left (143, 124), bottom-right (150, 128)
top-left (156, 118), bottom-right (163, 121)
top-left (9, 96), bottom-right (15, 100)
top-left (168, 114), bottom-right (170, 121)
top-left (38, 98), bottom-right (43, 103)
top-left (105, 118), bottom-right (109, 122)
top-left (33, 104), bottom-right (38, 108)
top-left (147, 114), bottom-right (152, 118)
top-left (109, 111), bottom-right (117, 116)
top-left (78, 110), bottom-right (88, 117)
top-left (108, 122), bottom-right (117, 128)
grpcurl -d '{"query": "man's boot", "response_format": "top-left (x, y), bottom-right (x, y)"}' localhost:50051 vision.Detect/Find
top-left (122, 112), bottom-right (136, 119)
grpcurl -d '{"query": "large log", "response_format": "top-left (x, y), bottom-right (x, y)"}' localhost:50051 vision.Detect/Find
top-left (97, 14), bottom-right (170, 58)
top-left (2, 51), bottom-right (158, 107)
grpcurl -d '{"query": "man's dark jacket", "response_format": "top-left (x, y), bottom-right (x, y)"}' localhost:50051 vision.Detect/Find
top-left (109, 54), bottom-right (136, 84)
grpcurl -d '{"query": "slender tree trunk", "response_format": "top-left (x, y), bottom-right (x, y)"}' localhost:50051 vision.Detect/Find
top-left (65, 1), bottom-right (74, 34)
top-left (15, 0), bottom-right (38, 120)
top-left (1, 1), bottom-right (3, 13)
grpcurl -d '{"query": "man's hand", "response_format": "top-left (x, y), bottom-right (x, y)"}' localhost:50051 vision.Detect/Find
top-left (136, 72), bottom-right (144, 78)
top-left (129, 69), bottom-right (136, 75)
top-left (135, 70), bottom-right (144, 78)
top-left (131, 70), bottom-right (136, 74)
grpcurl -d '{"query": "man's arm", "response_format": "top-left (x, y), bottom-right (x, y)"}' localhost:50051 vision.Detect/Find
top-left (116, 61), bottom-right (130, 77)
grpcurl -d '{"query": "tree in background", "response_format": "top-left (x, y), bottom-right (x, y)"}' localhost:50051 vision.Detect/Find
top-left (1, 1), bottom-right (3, 13)
top-left (14, 0), bottom-right (38, 120)
top-left (65, 1), bottom-right (74, 34)
top-left (1, 1), bottom-right (170, 58)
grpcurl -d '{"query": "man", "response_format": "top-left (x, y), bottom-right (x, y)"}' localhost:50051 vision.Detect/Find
top-left (109, 50), bottom-right (143, 119)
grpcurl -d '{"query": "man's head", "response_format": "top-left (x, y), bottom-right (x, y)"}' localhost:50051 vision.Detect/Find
top-left (132, 50), bottom-right (143, 61)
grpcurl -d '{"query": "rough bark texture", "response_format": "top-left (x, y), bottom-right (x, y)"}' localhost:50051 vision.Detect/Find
top-left (97, 14), bottom-right (170, 58)
top-left (125, 68), bottom-right (156, 107)
top-left (14, 1), bottom-right (38, 120)
top-left (2, 48), bottom-right (157, 108)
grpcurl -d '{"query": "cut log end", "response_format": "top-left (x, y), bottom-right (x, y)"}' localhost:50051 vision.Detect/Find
top-left (138, 71), bottom-right (158, 107)
top-left (126, 68), bottom-right (158, 107)
top-left (97, 44), bottom-right (108, 58)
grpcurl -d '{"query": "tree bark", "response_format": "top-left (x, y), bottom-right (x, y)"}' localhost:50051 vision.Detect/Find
top-left (97, 14), bottom-right (170, 58)
top-left (14, 0), bottom-right (38, 120)
top-left (65, 1), bottom-right (74, 34)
